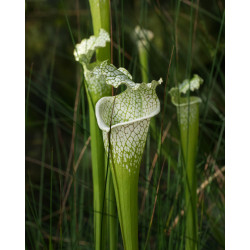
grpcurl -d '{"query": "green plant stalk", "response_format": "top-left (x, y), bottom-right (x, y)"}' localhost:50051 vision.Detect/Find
top-left (138, 47), bottom-right (148, 83)
top-left (176, 98), bottom-right (200, 250)
top-left (137, 41), bottom-right (150, 247)
top-left (83, 80), bottom-right (112, 250)
top-left (89, 0), bottom-right (110, 61)
top-left (85, 2), bottom-right (116, 249)
top-left (110, 155), bottom-right (140, 250)
top-left (74, 33), bottom-right (113, 249)
top-left (88, 98), bottom-right (107, 249)
top-left (106, 166), bottom-right (118, 250)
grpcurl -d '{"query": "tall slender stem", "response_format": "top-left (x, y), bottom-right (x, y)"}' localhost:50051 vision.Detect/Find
top-left (89, 0), bottom-right (110, 61)
top-left (87, 1), bottom-right (116, 249)
top-left (177, 101), bottom-right (199, 250)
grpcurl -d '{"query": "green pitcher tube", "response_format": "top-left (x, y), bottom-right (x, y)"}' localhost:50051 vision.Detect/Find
top-left (177, 97), bottom-right (201, 250)
top-left (95, 61), bottom-right (162, 250)
top-left (74, 29), bottom-right (114, 250)
top-left (169, 74), bottom-right (203, 250)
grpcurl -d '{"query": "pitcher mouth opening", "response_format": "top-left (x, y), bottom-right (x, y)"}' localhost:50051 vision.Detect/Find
top-left (171, 96), bottom-right (202, 107)
top-left (95, 96), bottom-right (161, 133)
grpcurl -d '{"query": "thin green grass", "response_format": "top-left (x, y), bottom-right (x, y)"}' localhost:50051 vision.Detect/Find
top-left (37, 40), bottom-right (57, 250)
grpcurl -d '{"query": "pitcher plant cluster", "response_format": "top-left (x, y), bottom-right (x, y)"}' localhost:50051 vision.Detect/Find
top-left (74, 22), bottom-right (204, 250)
